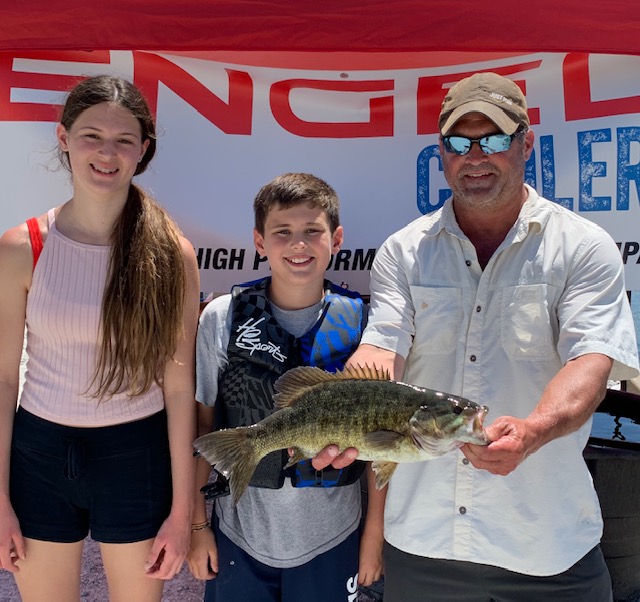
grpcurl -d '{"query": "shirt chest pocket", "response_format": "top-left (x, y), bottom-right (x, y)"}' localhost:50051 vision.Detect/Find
top-left (500, 284), bottom-right (557, 359)
top-left (410, 286), bottom-right (462, 354)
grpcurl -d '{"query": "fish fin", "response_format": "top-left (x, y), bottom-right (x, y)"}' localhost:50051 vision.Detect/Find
top-left (363, 430), bottom-right (406, 451)
top-left (371, 461), bottom-right (397, 489)
top-left (283, 447), bottom-right (309, 469)
top-left (274, 363), bottom-right (390, 409)
top-left (193, 428), bottom-right (261, 505)
top-left (341, 363), bottom-right (391, 381)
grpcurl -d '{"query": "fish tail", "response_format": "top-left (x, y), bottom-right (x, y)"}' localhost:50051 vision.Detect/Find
top-left (193, 428), bottom-right (261, 505)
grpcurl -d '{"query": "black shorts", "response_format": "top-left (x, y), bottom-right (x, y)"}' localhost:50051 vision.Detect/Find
top-left (10, 407), bottom-right (172, 544)
top-left (205, 513), bottom-right (360, 602)
top-left (383, 541), bottom-right (612, 602)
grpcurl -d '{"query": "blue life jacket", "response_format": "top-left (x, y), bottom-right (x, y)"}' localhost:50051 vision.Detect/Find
top-left (216, 277), bottom-right (367, 489)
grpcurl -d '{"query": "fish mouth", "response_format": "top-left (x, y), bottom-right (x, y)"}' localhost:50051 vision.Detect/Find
top-left (470, 405), bottom-right (489, 441)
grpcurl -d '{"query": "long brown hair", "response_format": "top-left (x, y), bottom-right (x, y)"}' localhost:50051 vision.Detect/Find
top-left (60, 75), bottom-right (186, 397)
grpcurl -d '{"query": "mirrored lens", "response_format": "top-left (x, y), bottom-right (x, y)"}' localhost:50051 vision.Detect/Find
top-left (482, 134), bottom-right (512, 154)
top-left (443, 136), bottom-right (472, 155)
top-left (442, 133), bottom-right (514, 156)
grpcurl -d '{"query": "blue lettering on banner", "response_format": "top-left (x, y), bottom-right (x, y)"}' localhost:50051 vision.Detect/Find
top-left (540, 136), bottom-right (573, 210)
top-left (525, 148), bottom-right (537, 192)
top-left (416, 127), bottom-right (640, 215)
top-left (578, 128), bottom-right (612, 211)
top-left (617, 127), bottom-right (640, 211)
top-left (416, 145), bottom-right (448, 214)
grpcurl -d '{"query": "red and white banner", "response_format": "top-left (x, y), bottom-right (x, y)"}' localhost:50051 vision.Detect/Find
top-left (3, 50), bottom-right (640, 296)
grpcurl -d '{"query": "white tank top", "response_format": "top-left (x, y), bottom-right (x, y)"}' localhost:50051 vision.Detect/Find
top-left (20, 209), bottom-right (164, 426)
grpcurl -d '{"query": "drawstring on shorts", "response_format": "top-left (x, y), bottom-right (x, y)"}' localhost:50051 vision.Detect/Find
top-left (63, 438), bottom-right (86, 480)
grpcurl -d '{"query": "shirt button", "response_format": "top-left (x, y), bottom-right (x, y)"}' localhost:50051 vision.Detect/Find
top-left (462, 458), bottom-right (470, 465)
top-left (465, 260), bottom-right (472, 266)
top-left (469, 355), bottom-right (477, 362)
top-left (476, 305), bottom-right (481, 312)
top-left (459, 506), bottom-right (467, 514)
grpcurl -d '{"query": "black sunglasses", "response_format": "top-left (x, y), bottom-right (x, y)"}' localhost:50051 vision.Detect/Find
top-left (441, 128), bottom-right (525, 156)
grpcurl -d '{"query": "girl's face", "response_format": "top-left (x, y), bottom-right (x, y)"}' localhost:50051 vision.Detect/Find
top-left (56, 101), bottom-right (149, 201)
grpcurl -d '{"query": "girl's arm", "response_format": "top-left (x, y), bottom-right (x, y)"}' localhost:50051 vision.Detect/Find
top-left (0, 224), bottom-right (33, 572)
top-left (145, 237), bottom-right (200, 580)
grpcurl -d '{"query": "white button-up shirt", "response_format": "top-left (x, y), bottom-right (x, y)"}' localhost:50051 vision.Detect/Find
top-left (362, 185), bottom-right (639, 576)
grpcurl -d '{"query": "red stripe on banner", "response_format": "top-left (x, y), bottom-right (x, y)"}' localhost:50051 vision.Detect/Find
top-left (161, 51), bottom-right (532, 71)
top-left (0, 1), bottom-right (638, 56)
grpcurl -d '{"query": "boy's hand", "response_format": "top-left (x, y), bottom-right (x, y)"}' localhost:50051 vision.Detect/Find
top-left (187, 526), bottom-right (218, 581)
top-left (308, 445), bottom-right (359, 470)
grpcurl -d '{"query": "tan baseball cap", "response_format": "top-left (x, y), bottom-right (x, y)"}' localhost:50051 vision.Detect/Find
top-left (439, 72), bottom-right (529, 136)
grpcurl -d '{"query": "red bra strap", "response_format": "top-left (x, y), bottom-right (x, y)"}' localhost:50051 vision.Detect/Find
top-left (26, 217), bottom-right (43, 269)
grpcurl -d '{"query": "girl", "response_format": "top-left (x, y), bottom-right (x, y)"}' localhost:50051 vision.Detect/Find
top-left (0, 75), bottom-right (200, 601)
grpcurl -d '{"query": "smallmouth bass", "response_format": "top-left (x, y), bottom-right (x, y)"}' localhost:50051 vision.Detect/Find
top-left (194, 364), bottom-right (489, 504)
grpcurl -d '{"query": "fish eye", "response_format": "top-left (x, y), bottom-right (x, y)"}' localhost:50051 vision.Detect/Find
top-left (453, 405), bottom-right (463, 415)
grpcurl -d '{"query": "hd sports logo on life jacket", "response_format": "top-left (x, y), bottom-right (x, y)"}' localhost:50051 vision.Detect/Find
top-left (235, 317), bottom-right (287, 363)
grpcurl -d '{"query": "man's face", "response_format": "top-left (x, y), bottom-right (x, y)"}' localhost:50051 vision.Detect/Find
top-left (439, 112), bottom-right (534, 213)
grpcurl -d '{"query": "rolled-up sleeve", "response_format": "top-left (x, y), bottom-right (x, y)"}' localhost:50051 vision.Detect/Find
top-left (361, 230), bottom-right (417, 359)
top-left (557, 226), bottom-right (638, 381)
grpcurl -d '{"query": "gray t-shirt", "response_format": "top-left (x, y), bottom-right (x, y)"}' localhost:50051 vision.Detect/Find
top-left (196, 293), bottom-right (361, 568)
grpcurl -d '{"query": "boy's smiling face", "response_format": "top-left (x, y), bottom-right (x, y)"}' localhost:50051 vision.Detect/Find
top-left (253, 202), bottom-right (343, 309)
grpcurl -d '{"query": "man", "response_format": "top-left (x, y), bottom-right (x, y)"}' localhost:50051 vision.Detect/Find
top-left (316, 72), bottom-right (639, 601)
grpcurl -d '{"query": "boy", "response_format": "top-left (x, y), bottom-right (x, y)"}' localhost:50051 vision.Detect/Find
top-left (187, 173), bottom-right (378, 601)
